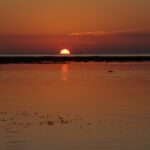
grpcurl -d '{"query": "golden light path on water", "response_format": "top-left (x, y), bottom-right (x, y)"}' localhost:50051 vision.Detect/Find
top-left (62, 64), bottom-right (69, 81)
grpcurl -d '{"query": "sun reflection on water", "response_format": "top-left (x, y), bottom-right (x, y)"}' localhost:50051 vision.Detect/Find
top-left (61, 64), bottom-right (69, 81)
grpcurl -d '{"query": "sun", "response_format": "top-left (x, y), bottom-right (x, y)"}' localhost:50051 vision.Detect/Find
top-left (60, 49), bottom-right (71, 55)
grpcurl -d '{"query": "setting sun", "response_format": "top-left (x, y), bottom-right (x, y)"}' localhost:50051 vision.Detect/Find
top-left (60, 49), bottom-right (71, 55)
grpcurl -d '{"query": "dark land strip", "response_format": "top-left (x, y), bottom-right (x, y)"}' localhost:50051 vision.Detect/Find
top-left (0, 56), bottom-right (150, 64)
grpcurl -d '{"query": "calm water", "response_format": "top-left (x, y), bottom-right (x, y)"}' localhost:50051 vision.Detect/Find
top-left (0, 62), bottom-right (150, 150)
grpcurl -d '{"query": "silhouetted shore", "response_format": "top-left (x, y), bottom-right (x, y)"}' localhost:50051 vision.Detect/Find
top-left (0, 55), bottom-right (150, 64)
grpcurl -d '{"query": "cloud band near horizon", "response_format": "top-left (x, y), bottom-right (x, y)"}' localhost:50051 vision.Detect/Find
top-left (0, 29), bottom-right (150, 55)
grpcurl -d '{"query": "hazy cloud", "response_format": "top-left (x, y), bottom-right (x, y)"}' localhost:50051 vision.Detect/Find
top-left (69, 29), bottom-right (150, 37)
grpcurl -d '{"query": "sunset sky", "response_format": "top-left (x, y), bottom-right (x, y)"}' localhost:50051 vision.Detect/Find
top-left (0, 0), bottom-right (150, 55)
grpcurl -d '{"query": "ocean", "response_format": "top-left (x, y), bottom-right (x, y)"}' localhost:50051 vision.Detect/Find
top-left (0, 62), bottom-right (150, 150)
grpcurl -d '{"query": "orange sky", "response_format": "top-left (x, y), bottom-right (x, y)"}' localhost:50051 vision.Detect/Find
top-left (0, 0), bottom-right (150, 54)
top-left (0, 0), bottom-right (150, 35)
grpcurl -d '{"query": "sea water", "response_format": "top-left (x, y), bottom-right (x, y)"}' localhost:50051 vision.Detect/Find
top-left (0, 62), bottom-right (150, 150)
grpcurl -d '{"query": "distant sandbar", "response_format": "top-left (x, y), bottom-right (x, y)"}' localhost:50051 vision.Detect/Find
top-left (0, 55), bottom-right (150, 64)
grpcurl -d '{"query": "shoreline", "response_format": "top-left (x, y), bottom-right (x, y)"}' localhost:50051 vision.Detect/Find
top-left (0, 55), bottom-right (150, 64)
